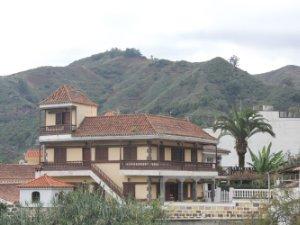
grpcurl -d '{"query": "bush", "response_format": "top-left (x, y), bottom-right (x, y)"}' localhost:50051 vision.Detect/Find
top-left (0, 189), bottom-right (167, 225)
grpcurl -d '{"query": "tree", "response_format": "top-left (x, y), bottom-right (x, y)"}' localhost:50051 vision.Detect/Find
top-left (213, 109), bottom-right (275, 167)
top-left (228, 55), bottom-right (240, 68)
top-left (248, 143), bottom-right (285, 173)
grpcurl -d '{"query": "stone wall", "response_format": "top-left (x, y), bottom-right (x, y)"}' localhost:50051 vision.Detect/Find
top-left (165, 200), bottom-right (266, 220)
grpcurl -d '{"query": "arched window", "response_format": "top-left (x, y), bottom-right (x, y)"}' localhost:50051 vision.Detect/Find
top-left (32, 191), bottom-right (40, 203)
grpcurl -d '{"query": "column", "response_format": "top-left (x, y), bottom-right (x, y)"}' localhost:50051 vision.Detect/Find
top-left (192, 180), bottom-right (197, 202)
top-left (159, 177), bottom-right (165, 203)
top-left (211, 179), bottom-right (216, 202)
top-left (147, 176), bottom-right (152, 202)
top-left (178, 179), bottom-right (184, 202)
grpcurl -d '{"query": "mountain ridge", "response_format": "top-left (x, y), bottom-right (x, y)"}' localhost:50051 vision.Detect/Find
top-left (0, 48), bottom-right (299, 162)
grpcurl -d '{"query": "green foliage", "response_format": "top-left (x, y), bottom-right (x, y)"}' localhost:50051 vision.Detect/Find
top-left (248, 143), bottom-right (285, 173)
top-left (0, 203), bottom-right (7, 215)
top-left (213, 109), bottom-right (275, 167)
top-left (124, 48), bottom-right (142, 57)
top-left (0, 189), bottom-right (167, 225)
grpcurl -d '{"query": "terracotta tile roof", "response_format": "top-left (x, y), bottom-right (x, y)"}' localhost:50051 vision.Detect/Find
top-left (74, 114), bottom-right (216, 141)
top-left (0, 164), bottom-right (36, 180)
top-left (39, 85), bottom-right (98, 107)
top-left (19, 175), bottom-right (74, 189)
top-left (0, 184), bottom-right (19, 204)
top-left (25, 149), bottom-right (42, 158)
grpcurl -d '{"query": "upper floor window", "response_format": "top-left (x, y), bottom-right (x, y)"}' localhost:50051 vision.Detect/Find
top-left (32, 191), bottom-right (40, 203)
top-left (206, 156), bottom-right (214, 163)
top-left (55, 112), bottom-right (70, 125)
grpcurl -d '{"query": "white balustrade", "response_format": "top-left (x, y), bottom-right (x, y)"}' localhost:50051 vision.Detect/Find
top-left (232, 189), bottom-right (271, 199)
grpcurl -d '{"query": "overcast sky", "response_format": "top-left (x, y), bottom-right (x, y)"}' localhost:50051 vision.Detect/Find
top-left (0, 0), bottom-right (299, 76)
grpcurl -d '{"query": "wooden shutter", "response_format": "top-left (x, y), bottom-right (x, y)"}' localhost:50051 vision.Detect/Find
top-left (159, 145), bottom-right (165, 161)
top-left (131, 146), bottom-right (137, 160)
top-left (82, 147), bottom-right (91, 162)
top-left (63, 112), bottom-right (70, 125)
top-left (123, 146), bottom-right (130, 160)
top-left (191, 148), bottom-right (197, 162)
top-left (55, 113), bottom-right (62, 125)
top-left (123, 145), bottom-right (137, 160)
top-left (183, 183), bottom-right (189, 199)
top-left (95, 147), bottom-right (108, 161)
top-left (54, 147), bottom-right (66, 163)
top-left (123, 183), bottom-right (135, 198)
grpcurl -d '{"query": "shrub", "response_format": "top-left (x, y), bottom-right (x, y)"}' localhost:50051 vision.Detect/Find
top-left (0, 189), bottom-right (167, 225)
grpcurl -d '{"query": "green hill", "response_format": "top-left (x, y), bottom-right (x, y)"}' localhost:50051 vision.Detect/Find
top-left (0, 48), bottom-right (299, 162)
top-left (256, 65), bottom-right (300, 89)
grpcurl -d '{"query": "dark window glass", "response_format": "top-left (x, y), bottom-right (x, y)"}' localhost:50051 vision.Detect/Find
top-left (32, 191), bottom-right (40, 203)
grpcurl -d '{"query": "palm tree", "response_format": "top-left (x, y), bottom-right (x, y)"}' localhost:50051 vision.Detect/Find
top-left (213, 109), bottom-right (275, 168)
top-left (248, 143), bottom-right (285, 173)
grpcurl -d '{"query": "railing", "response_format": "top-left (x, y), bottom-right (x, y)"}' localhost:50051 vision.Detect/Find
top-left (225, 166), bottom-right (255, 175)
top-left (40, 161), bottom-right (91, 171)
top-left (233, 189), bottom-right (271, 199)
top-left (40, 161), bottom-right (123, 198)
top-left (91, 164), bottom-right (123, 198)
top-left (120, 160), bottom-right (215, 171)
top-left (40, 124), bottom-right (76, 135)
top-left (279, 111), bottom-right (300, 118)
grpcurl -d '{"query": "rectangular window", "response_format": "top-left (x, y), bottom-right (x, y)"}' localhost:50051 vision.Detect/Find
top-left (123, 145), bottom-right (137, 160)
top-left (95, 147), bottom-right (108, 161)
top-left (55, 112), bottom-right (70, 125)
top-left (171, 147), bottom-right (184, 162)
top-left (206, 156), bottom-right (214, 163)
top-left (54, 147), bottom-right (66, 163)
top-left (123, 183), bottom-right (135, 198)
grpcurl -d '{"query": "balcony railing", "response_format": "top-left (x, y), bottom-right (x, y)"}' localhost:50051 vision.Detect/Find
top-left (40, 161), bottom-right (91, 171)
top-left (40, 124), bottom-right (76, 135)
top-left (120, 160), bottom-right (215, 171)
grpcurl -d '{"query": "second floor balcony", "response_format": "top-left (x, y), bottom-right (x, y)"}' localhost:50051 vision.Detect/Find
top-left (40, 124), bottom-right (76, 135)
top-left (40, 160), bottom-right (216, 172)
top-left (120, 160), bottom-right (215, 171)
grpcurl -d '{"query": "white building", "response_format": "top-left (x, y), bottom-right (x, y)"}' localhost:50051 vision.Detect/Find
top-left (19, 175), bottom-right (73, 207)
top-left (206, 109), bottom-right (300, 166)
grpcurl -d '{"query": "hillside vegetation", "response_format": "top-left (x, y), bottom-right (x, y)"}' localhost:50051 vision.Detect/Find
top-left (0, 48), bottom-right (299, 162)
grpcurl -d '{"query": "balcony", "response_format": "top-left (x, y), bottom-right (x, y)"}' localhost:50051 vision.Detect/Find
top-left (120, 160), bottom-right (216, 171)
top-left (40, 161), bottom-right (91, 171)
top-left (40, 124), bottom-right (76, 135)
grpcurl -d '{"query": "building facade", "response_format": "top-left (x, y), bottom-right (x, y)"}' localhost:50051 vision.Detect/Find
top-left (37, 85), bottom-right (228, 202)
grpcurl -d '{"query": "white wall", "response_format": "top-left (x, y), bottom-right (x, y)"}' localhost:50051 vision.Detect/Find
top-left (205, 111), bottom-right (300, 167)
top-left (19, 188), bottom-right (72, 207)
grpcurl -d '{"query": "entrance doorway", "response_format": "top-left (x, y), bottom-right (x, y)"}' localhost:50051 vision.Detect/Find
top-left (165, 182), bottom-right (178, 201)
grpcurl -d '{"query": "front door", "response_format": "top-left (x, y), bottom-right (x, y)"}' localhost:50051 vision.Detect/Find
top-left (165, 182), bottom-right (178, 201)
top-left (82, 147), bottom-right (91, 162)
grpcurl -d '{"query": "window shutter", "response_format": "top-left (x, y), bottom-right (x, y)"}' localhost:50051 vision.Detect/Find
top-left (159, 145), bottom-right (165, 161)
top-left (123, 183), bottom-right (135, 198)
top-left (55, 113), bottom-right (62, 125)
top-left (64, 112), bottom-right (70, 125)
top-left (95, 147), bottom-right (108, 161)
top-left (131, 146), bottom-right (137, 160)
top-left (191, 148), bottom-right (197, 162)
top-left (54, 147), bottom-right (66, 163)
top-left (123, 145), bottom-right (137, 160)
